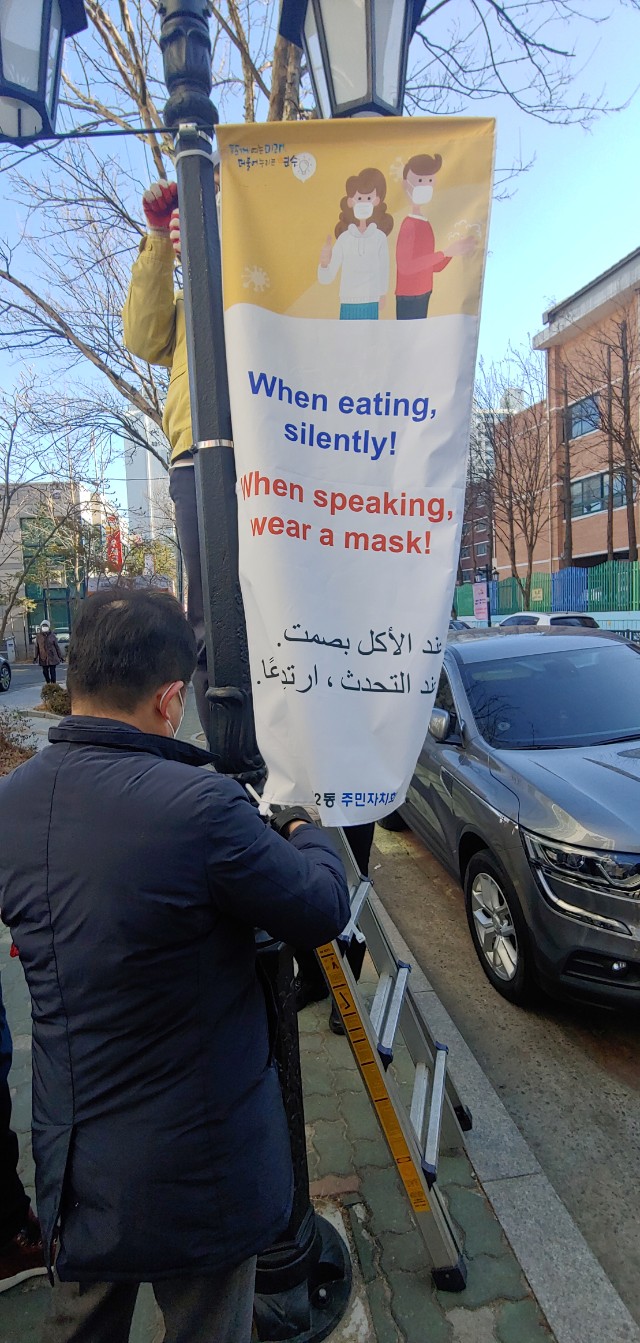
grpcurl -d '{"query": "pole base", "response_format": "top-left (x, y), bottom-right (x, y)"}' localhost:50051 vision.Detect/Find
top-left (254, 1213), bottom-right (352, 1342)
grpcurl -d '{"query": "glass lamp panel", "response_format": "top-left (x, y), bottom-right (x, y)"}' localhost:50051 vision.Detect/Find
top-left (46, 0), bottom-right (62, 110)
top-left (318, 0), bottom-right (368, 109)
top-left (0, 95), bottom-right (42, 137)
top-left (373, 0), bottom-right (406, 108)
top-left (0, 0), bottom-right (45, 91)
top-left (303, 4), bottom-right (331, 119)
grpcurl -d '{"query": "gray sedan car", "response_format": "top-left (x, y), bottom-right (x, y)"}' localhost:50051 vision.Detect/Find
top-left (384, 629), bottom-right (640, 1007)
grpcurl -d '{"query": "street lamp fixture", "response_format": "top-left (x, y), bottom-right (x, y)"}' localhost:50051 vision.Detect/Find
top-left (279, 0), bottom-right (424, 118)
top-left (0, 0), bottom-right (87, 142)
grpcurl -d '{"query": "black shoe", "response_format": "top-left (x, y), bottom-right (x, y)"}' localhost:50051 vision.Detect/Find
top-left (329, 1003), bottom-right (346, 1036)
top-left (294, 975), bottom-right (330, 1012)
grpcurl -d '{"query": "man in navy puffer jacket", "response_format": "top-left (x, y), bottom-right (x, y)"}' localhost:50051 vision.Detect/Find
top-left (0, 589), bottom-right (349, 1343)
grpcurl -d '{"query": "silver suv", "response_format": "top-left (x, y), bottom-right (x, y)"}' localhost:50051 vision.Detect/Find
top-left (386, 629), bottom-right (640, 1007)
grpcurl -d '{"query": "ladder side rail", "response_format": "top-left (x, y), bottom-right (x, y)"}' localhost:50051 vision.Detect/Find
top-left (357, 899), bottom-right (468, 1146)
top-left (316, 939), bottom-right (466, 1289)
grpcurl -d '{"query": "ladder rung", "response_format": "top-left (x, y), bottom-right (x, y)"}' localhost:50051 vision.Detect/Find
top-left (423, 1044), bottom-right (448, 1187)
top-left (378, 961), bottom-right (411, 1063)
top-left (369, 970), bottom-right (393, 1037)
top-left (339, 878), bottom-right (372, 944)
top-left (410, 1060), bottom-right (430, 1145)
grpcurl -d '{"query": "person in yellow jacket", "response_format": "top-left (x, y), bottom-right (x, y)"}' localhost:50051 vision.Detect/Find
top-left (123, 179), bottom-right (210, 732)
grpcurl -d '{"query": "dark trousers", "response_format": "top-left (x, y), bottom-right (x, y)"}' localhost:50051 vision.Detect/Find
top-left (42, 665), bottom-right (57, 684)
top-left (295, 822), bottom-right (375, 997)
top-left (396, 292), bottom-right (431, 320)
top-left (169, 464), bottom-right (209, 737)
top-left (0, 974), bottom-right (30, 1245)
top-left (42, 1258), bottom-right (257, 1343)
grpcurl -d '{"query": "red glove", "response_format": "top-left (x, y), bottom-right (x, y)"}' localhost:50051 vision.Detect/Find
top-left (142, 181), bottom-right (179, 234)
top-left (169, 207), bottom-right (181, 260)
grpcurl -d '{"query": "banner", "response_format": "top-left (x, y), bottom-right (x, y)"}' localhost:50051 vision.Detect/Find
top-left (473, 582), bottom-right (489, 621)
top-left (218, 117), bottom-right (494, 826)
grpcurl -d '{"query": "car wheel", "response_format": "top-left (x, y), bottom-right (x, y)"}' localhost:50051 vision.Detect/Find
top-left (0, 663), bottom-right (11, 692)
top-left (464, 849), bottom-right (535, 1005)
top-left (377, 811), bottom-right (408, 833)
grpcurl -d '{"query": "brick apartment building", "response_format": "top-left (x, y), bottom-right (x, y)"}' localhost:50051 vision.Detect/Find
top-left (533, 246), bottom-right (640, 571)
top-left (468, 248), bottom-right (640, 589)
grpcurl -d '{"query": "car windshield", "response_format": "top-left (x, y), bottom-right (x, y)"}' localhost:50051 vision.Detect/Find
top-left (460, 642), bottom-right (640, 749)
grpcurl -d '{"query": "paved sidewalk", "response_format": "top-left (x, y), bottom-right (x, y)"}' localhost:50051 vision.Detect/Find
top-left (0, 920), bottom-right (554, 1343)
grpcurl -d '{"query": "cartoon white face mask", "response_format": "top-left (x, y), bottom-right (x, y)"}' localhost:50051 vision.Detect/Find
top-left (353, 200), bottom-right (374, 220)
top-left (411, 184), bottom-right (433, 206)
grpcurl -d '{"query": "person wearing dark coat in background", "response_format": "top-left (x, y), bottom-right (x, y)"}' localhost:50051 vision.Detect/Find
top-left (33, 621), bottom-right (64, 684)
top-left (0, 589), bottom-right (349, 1343)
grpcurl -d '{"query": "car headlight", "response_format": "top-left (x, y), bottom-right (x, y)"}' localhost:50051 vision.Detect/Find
top-left (522, 832), bottom-right (640, 895)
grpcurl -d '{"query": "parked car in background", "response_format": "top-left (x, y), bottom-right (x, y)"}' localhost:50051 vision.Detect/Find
top-left (0, 655), bottom-right (11, 692)
top-left (449, 619), bottom-right (469, 631)
top-left (54, 628), bottom-right (70, 652)
top-left (499, 611), bottom-right (599, 629)
top-left (380, 629), bottom-right (640, 1008)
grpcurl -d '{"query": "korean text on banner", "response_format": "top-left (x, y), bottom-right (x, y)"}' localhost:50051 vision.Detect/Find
top-left (218, 117), bottom-right (495, 827)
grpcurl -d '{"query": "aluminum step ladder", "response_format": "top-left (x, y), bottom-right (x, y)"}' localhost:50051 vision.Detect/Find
top-left (315, 826), bottom-right (472, 1292)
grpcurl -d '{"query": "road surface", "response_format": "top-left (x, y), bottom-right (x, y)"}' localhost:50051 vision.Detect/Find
top-left (372, 824), bottom-right (640, 1326)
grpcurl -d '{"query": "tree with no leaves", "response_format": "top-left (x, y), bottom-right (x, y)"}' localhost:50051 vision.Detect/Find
top-left (476, 348), bottom-right (550, 608)
top-left (0, 380), bottom-right (106, 642)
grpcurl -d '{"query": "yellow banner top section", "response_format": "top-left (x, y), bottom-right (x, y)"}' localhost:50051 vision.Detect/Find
top-left (217, 116), bottom-right (494, 322)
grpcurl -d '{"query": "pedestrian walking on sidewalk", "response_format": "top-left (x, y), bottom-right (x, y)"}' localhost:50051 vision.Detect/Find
top-left (33, 622), bottom-right (64, 684)
top-left (0, 589), bottom-right (349, 1343)
top-left (0, 971), bottom-right (47, 1293)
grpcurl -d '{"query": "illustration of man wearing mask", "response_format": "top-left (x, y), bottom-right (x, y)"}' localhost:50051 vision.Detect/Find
top-left (395, 154), bottom-right (476, 320)
top-left (318, 167), bottom-right (393, 319)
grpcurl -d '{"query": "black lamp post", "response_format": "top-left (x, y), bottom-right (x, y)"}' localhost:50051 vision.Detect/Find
top-left (0, 0), bottom-right (87, 141)
top-left (158, 4), bottom-right (355, 1340)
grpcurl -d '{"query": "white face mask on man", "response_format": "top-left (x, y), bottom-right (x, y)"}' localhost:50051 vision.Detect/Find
top-left (353, 199), bottom-right (374, 220)
top-left (410, 183), bottom-right (433, 206)
top-left (159, 683), bottom-right (185, 739)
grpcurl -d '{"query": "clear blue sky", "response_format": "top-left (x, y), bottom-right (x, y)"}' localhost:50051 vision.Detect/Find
top-left (475, 4), bottom-right (640, 366)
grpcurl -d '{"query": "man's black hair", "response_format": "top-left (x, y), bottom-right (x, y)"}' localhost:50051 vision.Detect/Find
top-left (67, 589), bottom-right (197, 711)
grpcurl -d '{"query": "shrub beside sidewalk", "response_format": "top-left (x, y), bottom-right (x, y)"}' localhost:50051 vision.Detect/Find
top-left (40, 684), bottom-right (71, 717)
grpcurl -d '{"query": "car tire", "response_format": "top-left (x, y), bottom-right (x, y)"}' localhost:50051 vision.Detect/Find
top-left (464, 849), bottom-right (535, 1005)
top-left (377, 811), bottom-right (408, 833)
top-left (0, 663), bottom-right (11, 692)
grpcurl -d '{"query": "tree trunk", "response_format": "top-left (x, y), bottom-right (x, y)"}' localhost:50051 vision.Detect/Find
top-left (620, 320), bottom-right (638, 561)
top-left (268, 37), bottom-right (301, 121)
top-left (606, 345), bottom-right (614, 562)
top-left (561, 371), bottom-right (573, 567)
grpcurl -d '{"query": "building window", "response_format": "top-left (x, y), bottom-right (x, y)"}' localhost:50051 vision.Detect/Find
top-left (474, 516), bottom-right (488, 532)
top-left (476, 542), bottom-right (489, 556)
top-left (570, 470), bottom-right (628, 519)
top-left (460, 546), bottom-right (470, 559)
top-left (565, 394), bottom-right (600, 440)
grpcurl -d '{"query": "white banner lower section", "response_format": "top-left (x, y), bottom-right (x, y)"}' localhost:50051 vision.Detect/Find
top-left (226, 304), bottom-right (475, 825)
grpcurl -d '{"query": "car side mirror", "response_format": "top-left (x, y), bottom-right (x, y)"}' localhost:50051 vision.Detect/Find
top-left (428, 708), bottom-right (451, 742)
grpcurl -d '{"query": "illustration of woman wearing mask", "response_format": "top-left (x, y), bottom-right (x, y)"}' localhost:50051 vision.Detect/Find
top-left (395, 153), bottom-right (476, 320)
top-left (317, 167), bottom-right (393, 320)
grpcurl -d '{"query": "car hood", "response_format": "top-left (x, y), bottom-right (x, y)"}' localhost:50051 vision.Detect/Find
top-left (490, 738), bottom-right (640, 851)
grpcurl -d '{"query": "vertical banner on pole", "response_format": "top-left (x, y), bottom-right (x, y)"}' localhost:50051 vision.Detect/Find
top-left (218, 117), bottom-right (494, 827)
top-left (473, 582), bottom-right (489, 622)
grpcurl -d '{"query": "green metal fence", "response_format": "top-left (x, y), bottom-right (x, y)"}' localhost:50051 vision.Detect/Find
top-left (455, 560), bottom-right (640, 619)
